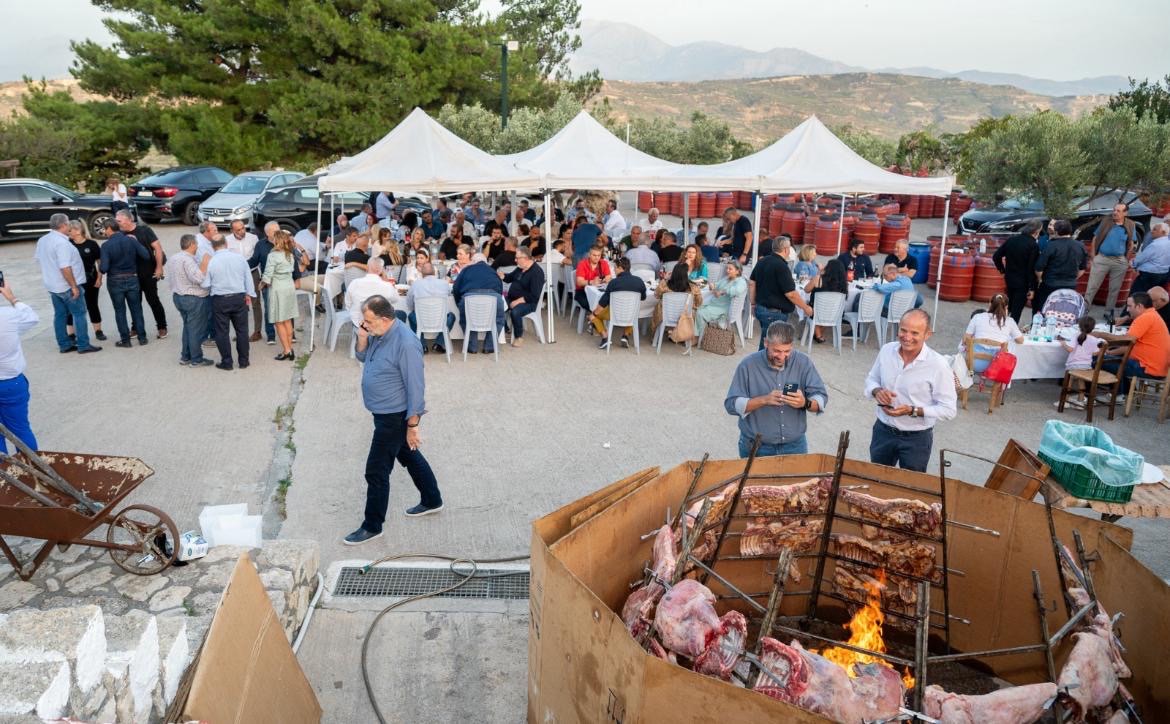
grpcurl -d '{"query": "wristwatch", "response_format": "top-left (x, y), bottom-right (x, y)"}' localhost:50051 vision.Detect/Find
top-left (803, 398), bottom-right (814, 411)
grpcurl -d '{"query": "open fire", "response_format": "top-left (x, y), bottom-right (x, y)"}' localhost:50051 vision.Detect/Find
top-left (816, 570), bottom-right (915, 691)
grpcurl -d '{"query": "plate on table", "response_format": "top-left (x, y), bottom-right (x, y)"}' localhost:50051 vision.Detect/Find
top-left (1140, 462), bottom-right (1164, 485)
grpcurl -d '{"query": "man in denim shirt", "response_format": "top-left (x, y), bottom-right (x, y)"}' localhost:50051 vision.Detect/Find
top-left (724, 321), bottom-right (827, 456)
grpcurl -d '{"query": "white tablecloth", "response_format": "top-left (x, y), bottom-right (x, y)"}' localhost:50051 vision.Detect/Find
top-left (1009, 339), bottom-right (1068, 380)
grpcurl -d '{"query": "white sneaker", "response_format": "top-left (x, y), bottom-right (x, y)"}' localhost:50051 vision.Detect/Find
top-left (619, 337), bottom-right (629, 348)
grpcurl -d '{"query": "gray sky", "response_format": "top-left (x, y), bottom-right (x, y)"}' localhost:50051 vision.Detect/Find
top-left (6, 0), bottom-right (1168, 84)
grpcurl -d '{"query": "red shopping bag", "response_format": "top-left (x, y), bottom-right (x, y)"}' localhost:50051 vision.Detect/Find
top-left (982, 350), bottom-right (1017, 386)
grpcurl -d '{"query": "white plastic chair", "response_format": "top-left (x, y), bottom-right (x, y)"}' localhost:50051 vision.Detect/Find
top-left (802, 291), bottom-right (846, 354)
top-left (517, 286), bottom-right (547, 344)
top-left (414, 296), bottom-right (452, 364)
top-left (706, 263), bottom-right (726, 285)
top-left (385, 265), bottom-right (403, 284)
top-left (881, 289), bottom-right (918, 342)
top-left (663, 261), bottom-right (678, 276)
top-left (343, 266), bottom-right (365, 289)
top-left (562, 265), bottom-right (577, 318)
top-left (462, 294), bottom-right (503, 362)
top-left (727, 292), bottom-right (747, 347)
top-left (842, 289), bottom-right (885, 350)
top-left (654, 291), bottom-right (694, 355)
top-left (606, 291), bottom-right (642, 355)
top-left (630, 263), bottom-right (656, 278)
top-left (325, 300), bottom-right (351, 352)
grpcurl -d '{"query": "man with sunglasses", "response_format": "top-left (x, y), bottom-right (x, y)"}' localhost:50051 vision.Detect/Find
top-left (345, 295), bottom-right (443, 546)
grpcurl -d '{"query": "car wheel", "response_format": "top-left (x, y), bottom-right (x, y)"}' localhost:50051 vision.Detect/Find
top-left (88, 210), bottom-right (113, 238)
top-left (279, 221), bottom-right (298, 234)
top-left (181, 201), bottom-right (200, 226)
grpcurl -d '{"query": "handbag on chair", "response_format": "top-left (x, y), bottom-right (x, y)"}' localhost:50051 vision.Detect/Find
top-left (700, 325), bottom-right (736, 355)
top-left (670, 311), bottom-right (695, 343)
top-left (981, 349), bottom-right (1017, 387)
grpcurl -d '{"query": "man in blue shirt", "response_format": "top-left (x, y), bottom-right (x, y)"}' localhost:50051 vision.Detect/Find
top-left (452, 253), bottom-right (505, 354)
top-left (571, 217), bottom-right (603, 263)
top-left (346, 295), bottom-right (443, 545)
top-left (202, 236), bottom-right (256, 370)
top-left (1084, 203), bottom-right (1137, 311)
top-left (99, 218), bottom-right (151, 346)
top-left (1131, 222), bottom-right (1170, 294)
top-left (865, 263), bottom-right (915, 313)
top-left (419, 209), bottom-right (445, 240)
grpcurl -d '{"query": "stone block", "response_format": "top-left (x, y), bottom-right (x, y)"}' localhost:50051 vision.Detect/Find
top-left (55, 560), bottom-right (94, 584)
top-left (260, 568), bottom-right (294, 593)
top-left (0, 580), bottom-right (39, 609)
top-left (0, 605), bottom-right (106, 694)
top-left (154, 617), bottom-right (189, 710)
top-left (256, 539), bottom-right (319, 585)
top-left (187, 590), bottom-right (222, 617)
top-left (0, 660), bottom-right (70, 719)
top-left (103, 611), bottom-right (159, 724)
top-left (184, 615), bottom-right (213, 655)
top-left (199, 545), bottom-right (253, 564)
top-left (148, 586), bottom-right (191, 613)
top-left (194, 562), bottom-right (237, 591)
top-left (112, 573), bottom-right (169, 602)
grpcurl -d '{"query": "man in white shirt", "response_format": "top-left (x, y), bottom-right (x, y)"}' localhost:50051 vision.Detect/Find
top-left (447, 210), bottom-right (475, 239)
top-left (864, 308), bottom-right (957, 472)
top-left (405, 262), bottom-right (454, 354)
top-left (226, 220), bottom-right (264, 341)
top-left (345, 257), bottom-right (401, 328)
top-left (195, 221), bottom-right (218, 263)
top-left (293, 223), bottom-right (322, 271)
top-left (0, 278), bottom-right (41, 453)
top-left (624, 233), bottom-right (661, 274)
top-left (603, 199), bottom-right (627, 240)
top-left (35, 213), bottom-right (100, 354)
top-left (645, 207), bottom-right (664, 234)
top-left (374, 192), bottom-right (395, 221)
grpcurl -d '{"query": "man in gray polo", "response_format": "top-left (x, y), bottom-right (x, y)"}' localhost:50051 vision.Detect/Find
top-left (724, 321), bottom-right (827, 456)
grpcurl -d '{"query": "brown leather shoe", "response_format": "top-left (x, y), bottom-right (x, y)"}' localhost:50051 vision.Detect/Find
top-left (249, 331), bottom-right (261, 342)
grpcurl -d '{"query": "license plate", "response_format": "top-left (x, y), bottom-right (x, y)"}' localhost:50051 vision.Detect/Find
top-left (138, 190), bottom-right (153, 197)
top-left (209, 216), bottom-right (224, 222)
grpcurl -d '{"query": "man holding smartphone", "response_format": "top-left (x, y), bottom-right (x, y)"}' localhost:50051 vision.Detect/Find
top-left (0, 276), bottom-right (40, 453)
top-left (724, 321), bottom-right (827, 456)
top-left (864, 308), bottom-right (957, 472)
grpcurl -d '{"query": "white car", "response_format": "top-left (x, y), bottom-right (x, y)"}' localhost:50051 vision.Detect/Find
top-left (197, 170), bottom-right (305, 228)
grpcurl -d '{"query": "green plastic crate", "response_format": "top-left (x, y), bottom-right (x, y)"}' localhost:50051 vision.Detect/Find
top-left (1039, 451), bottom-right (1135, 503)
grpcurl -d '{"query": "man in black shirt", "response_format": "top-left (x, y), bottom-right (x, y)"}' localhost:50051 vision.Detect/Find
top-left (526, 224), bottom-right (546, 259)
top-left (1034, 219), bottom-right (1087, 313)
top-left (591, 257), bottom-right (646, 349)
top-left (658, 231), bottom-right (683, 264)
top-left (482, 208), bottom-right (509, 239)
top-left (500, 247), bottom-right (545, 347)
top-left (883, 240), bottom-right (917, 279)
top-left (992, 220), bottom-right (1042, 322)
top-left (492, 237), bottom-right (518, 270)
top-left (836, 239), bottom-right (876, 279)
top-left (750, 238), bottom-right (812, 350)
top-left (439, 224), bottom-right (464, 261)
top-left (100, 218), bottom-right (150, 346)
top-left (116, 210), bottom-right (167, 338)
top-left (719, 207), bottom-right (754, 264)
top-left (483, 226), bottom-right (506, 262)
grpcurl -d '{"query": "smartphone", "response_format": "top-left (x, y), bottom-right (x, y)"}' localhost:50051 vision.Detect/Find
top-left (0, 270), bottom-right (5, 288)
top-left (782, 383), bottom-right (799, 395)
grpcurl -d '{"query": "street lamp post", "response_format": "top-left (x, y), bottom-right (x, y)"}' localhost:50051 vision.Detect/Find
top-left (500, 39), bottom-right (519, 129)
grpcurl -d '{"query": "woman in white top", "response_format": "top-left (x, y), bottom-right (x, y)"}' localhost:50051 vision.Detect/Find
top-left (404, 247), bottom-right (431, 285)
top-left (961, 294), bottom-right (1024, 373)
top-left (105, 175), bottom-right (129, 213)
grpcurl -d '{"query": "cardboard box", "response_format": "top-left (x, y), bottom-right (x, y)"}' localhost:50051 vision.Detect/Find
top-left (178, 530), bottom-right (208, 562)
top-left (529, 455), bottom-right (1168, 723)
top-left (169, 554), bottom-right (321, 723)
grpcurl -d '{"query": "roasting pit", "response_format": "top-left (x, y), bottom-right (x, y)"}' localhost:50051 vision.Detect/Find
top-left (528, 445), bottom-right (1169, 723)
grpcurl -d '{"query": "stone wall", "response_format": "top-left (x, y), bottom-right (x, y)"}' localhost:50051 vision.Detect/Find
top-left (0, 538), bottom-right (319, 722)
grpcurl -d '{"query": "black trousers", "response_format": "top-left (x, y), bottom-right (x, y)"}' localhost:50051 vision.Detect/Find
top-left (362, 411), bottom-right (442, 533)
top-left (212, 293), bottom-right (250, 366)
top-left (137, 273), bottom-right (167, 332)
top-left (1005, 283), bottom-right (1030, 323)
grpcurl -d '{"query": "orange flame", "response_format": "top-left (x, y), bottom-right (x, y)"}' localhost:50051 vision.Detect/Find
top-left (817, 570), bottom-right (914, 690)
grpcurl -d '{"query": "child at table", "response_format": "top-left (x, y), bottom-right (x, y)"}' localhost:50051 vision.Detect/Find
top-left (1059, 316), bottom-right (1103, 409)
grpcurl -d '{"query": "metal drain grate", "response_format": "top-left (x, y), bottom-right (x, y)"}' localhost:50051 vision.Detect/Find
top-left (333, 565), bottom-right (530, 600)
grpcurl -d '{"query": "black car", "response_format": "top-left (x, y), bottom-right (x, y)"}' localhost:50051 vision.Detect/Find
top-left (129, 165), bottom-right (233, 225)
top-left (958, 190), bottom-right (1153, 242)
top-left (250, 175), bottom-right (370, 234)
top-left (0, 178), bottom-right (119, 240)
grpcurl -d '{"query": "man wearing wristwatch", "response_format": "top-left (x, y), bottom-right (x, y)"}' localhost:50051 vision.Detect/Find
top-left (0, 278), bottom-right (40, 454)
top-left (724, 320), bottom-right (828, 457)
top-left (864, 308), bottom-right (957, 472)
top-left (345, 295), bottom-right (444, 546)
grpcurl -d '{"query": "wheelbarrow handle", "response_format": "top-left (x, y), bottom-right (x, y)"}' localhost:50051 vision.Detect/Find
top-left (0, 423), bottom-right (102, 515)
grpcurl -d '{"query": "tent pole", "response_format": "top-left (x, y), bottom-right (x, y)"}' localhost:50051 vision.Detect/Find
top-left (545, 190), bottom-right (555, 344)
top-left (309, 191), bottom-right (324, 352)
top-left (931, 197), bottom-right (952, 332)
top-left (683, 192), bottom-right (690, 245)
top-left (748, 190), bottom-right (761, 339)
top-left (835, 194), bottom-right (847, 256)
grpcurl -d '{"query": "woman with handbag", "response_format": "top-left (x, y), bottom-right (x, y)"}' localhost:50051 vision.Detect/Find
top-left (652, 262), bottom-right (701, 331)
top-left (696, 260), bottom-right (746, 339)
top-left (961, 294), bottom-right (1023, 373)
top-left (805, 258), bottom-right (848, 343)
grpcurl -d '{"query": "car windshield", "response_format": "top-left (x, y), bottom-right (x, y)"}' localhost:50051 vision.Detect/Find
top-left (998, 197), bottom-right (1044, 212)
top-left (219, 175), bottom-right (270, 195)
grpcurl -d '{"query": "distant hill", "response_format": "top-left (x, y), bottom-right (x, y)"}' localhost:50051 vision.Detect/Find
top-left (595, 74), bottom-right (1107, 145)
top-left (0, 78), bottom-right (100, 118)
top-left (571, 20), bottom-right (1130, 97)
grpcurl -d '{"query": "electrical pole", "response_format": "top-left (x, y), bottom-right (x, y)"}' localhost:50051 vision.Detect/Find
top-left (500, 39), bottom-right (518, 129)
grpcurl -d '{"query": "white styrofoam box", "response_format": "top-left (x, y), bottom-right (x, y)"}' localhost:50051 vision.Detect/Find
top-left (198, 504), bottom-right (247, 547)
top-left (207, 515), bottom-right (262, 548)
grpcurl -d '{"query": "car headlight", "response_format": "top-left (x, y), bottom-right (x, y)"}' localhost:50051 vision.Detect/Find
top-left (984, 220), bottom-right (1017, 230)
top-left (232, 205), bottom-right (253, 216)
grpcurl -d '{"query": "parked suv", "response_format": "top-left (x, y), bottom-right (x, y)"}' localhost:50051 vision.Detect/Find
top-left (250, 175), bottom-right (369, 233)
top-left (0, 178), bottom-right (119, 240)
top-left (129, 165), bottom-right (233, 225)
top-left (197, 170), bottom-right (305, 229)
top-left (958, 190), bottom-right (1153, 242)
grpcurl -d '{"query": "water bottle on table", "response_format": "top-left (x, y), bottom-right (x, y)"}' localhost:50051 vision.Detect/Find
top-left (1031, 312), bottom-right (1044, 340)
top-left (1045, 316), bottom-right (1056, 342)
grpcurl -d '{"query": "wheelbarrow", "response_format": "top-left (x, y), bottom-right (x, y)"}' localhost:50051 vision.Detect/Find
top-left (0, 424), bottom-right (177, 581)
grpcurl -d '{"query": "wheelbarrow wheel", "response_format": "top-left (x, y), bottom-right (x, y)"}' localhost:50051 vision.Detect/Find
top-left (107, 504), bottom-right (179, 576)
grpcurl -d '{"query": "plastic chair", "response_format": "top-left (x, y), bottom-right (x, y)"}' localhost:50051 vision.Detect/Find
top-left (727, 292), bottom-right (747, 347)
top-left (462, 294), bottom-right (503, 362)
top-left (518, 286), bottom-right (548, 344)
top-left (562, 265), bottom-right (577, 318)
top-left (1058, 337), bottom-right (1134, 423)
top-left (343, 266), bottom-right (365, 289)
top-left (325, 300), bottom-right (351, 352)
top-left (960, 338), bottom-right (1008, 413)
top-left (880, 289), bottom-right (918, 341)
top-left (842, 289), bottom-right (885, 351)
top-left (654, 292), bottom-right (694, 355)
top-left (802, 291), bottom-right (846, 354)
top-left (632, 268), bottom-right (655, 284)
top-left (663, 261), bottom-right (678, 276)
top-left (1124, 372), bottom-right (1169, 423)
top-left (606, 291), bottom-right (642, 355)
top-left (706, 263), bottom-right (726, 285)
top-left (414, 296), bottom-right (452, 364)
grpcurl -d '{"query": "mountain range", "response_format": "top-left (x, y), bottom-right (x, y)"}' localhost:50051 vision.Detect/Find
top-left (570, 20), bottom-right (1129, 97)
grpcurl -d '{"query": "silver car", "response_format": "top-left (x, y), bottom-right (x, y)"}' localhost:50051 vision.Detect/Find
top-left (197, 170), bottom-right (305, 228)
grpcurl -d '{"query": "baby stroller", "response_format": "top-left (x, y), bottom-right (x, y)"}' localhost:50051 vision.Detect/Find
top-left (1039, 288), bottom-right (1086, 328)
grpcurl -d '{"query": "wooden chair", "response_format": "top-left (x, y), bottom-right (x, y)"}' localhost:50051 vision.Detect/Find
top-left (1124, 372), bottom-right (1169, 423)
top-left (960, 338), bottom-right (1008, 413)
top-left (1058, 338), bottom-right (1134, 423)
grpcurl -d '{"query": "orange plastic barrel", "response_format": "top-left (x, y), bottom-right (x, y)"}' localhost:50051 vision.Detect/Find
top-left (854, 214), bottom-right (882, 255)
top-left (638, 191), bottom-right (652, 212)
top-left (940, 252), bottom-right (975, 302)
top-left (803, 211), bottom-right (819, 247)
top-left (880, 214), bottom-right (911, 254)
top-left (699, 192), bottom-right (717, 218)
top-left (814, 214), bottom-right (845, 256)
top-left (685, 192), bottom-right (699, 217)
top-left (903, 196), bottom-right (920, 218)
top-left (926, 235), bottom-right (970, 287)
top-left (766, 204), bottom-right (782, 236)
top-left (971, 254), bottom-right (1006, 302)
top-left (781, 206), bottom-right (806, 241)
top-left (716, 192), bottom-right (734, 214)
top-left (669, 192), bottom-right (682, 217)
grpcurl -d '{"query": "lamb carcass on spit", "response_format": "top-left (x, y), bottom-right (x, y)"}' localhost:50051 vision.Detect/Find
top-left (830, 533), bottom-right (938, 582)
top-left (621, 525), bottom-right (677, 644)
top-left (652, 578), bottom-right (748, 678)
top-left (1067, 587), bottom-right (1131, 679)
top-left (738, 517), bottom-right (822, 582)
top-left (923, 683), bottom-right (1058, 724)
top-left (678, 483), bottom-right (739, 565)
top-left (834, 563), bottom-right (917, 628)
top-left (752, 637), bottom-right (903, 723)
top-left (841, 489), bottom-right (942, 540)
top-left (1058, 631), bottom-right (1121, 719)
top-left (740, 477), bottom-right (833, 516)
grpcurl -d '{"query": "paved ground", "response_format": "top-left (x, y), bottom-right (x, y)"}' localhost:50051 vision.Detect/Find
top-left (3, 214), bottom-right (1167, 722)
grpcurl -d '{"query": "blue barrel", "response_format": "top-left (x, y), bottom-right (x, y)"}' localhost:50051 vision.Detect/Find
top-left (909, 243), bottom-right (930, 284)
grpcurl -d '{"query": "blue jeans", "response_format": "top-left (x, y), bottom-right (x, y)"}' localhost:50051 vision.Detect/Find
top-left (362, 411), bottom-right (443, 533)
top-left (0, 374), bottom-right (36, 455)
top-left (107, 275), bottom-right (146, 342)
top-left (50, 290), bottom-right (91, 351)
top-left (508, 302), bottom-right (536, 338)
top-left (458, 294), bottom-right (506, 352)
top-left (869, 420), bottom-right (933, 472)
top-left (754, 305), bottom-right (790, 350)
top-left (1100, 356), bottom-right (1150, 394)
top-left (173, 294), bottom-right (211, 363)
top-left (739, 433), bottom-right (807, 458)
